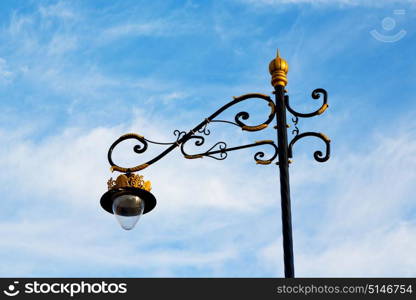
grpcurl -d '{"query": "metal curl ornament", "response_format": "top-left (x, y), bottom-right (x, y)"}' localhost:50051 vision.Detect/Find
top-left (291, 115), bottom-right (299, 136)
top-left (288, 132), bottom-right (331, 163)
top-left (174, 130), bottom-right (187, 141)
top-left (197, 122), bottom-right (211, 136)
top-left (205, 141), bottom-right (227, 160)
top-left (108, 133), bottom-right (150, 173)
top-left (181, 139), bottom-right (228, 161)
top-left (285, 88), bottom-right (328, 118)
top-left (253, 141), bottom-right (279, 165)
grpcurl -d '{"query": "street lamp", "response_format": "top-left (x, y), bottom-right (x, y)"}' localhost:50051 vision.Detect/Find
top-left (101, 173), bottom-right (155, 230)
top-left (100, 50), bottom-right (331, 278)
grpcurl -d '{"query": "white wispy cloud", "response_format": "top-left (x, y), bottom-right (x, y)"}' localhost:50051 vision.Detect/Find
top-left (0, 58), bottom-right (14, 84)
top-left (297, 222), bottom-right (416, 276)
top-left (38, 1), bottom-right (77, 19)
top-left (101, 22), bottom-right (168, 39)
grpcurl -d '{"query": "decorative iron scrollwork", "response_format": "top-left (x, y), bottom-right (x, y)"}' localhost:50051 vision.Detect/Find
top-left (285, 88), bottom-right (328, 118)
top-left (197, 122), bottom-right (211, 136)
top-left (108, 133), bottom-right (150, 173)
top-left (173, 130), bottom-right (187, 142)
top-left (108, 93), bottom-right (277, 172)
top-left (288, 132), bottom-right (331, 163)
top-left (285, 89), bottom-right (330, 163)
top-left (180, 136), bottom-right (278, 164)
top-left (107, 89), bottom-right (330, 172)
top-left (291, 115), bottom-right (299, 136)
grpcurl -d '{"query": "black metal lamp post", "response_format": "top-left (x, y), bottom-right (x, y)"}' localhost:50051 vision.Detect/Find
top-left (100, 50), bottom-right (331, 278)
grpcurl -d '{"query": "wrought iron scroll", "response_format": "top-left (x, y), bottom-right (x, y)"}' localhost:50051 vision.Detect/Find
top-left (288, 132), bottom-right (331, 163)
top-left (108, 93), bottom-right (278, 173)
top-left (285, 88), bottom-right (331, 163)
top-left (285, 88), bottom-right (328, 118)
top-left (291, 116), bottom-right (299, 136)
top-left (181, 137), bottom-right (278, 165)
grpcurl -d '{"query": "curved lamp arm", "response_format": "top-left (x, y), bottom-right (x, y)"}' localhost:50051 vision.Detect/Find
top-left (108, 93), bottom-right (278, 173)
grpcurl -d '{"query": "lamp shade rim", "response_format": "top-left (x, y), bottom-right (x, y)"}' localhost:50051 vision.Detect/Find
top-left (100, 187), bottom-right (156, 215)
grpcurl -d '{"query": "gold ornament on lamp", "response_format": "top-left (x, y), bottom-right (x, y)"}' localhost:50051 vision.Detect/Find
top-left (107, 173), bottom-right (152, 192)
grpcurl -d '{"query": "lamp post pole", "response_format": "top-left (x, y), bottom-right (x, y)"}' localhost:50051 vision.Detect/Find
top-left (270, 51), bottom-right (294, 277)
top-left (274, 85), bottom-right (295, 278)
top-left (101, 50), bottom-right (331, 278)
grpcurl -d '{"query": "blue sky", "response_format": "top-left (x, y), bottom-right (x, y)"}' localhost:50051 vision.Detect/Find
top-left (0, 0), bottom-right (415, 277)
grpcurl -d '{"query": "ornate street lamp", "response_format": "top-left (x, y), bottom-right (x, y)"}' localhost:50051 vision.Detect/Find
top-left (100, 50), bottom-right (331, 278)
top-left (101, 173), bottom-right (155, 230)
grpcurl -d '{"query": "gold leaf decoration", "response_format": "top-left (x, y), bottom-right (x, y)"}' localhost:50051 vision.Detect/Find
top-left (107, 173), bottom-right (152, 192)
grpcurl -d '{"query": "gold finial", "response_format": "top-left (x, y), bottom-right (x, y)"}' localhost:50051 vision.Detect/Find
top-left (269, 48), bottom-right (289, 87)
top-left (107, 173), bottom-right (152, 192)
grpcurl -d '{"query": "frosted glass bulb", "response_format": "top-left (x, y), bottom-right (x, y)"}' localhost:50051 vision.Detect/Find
top-left (112, 194), bottom-right (145, 230)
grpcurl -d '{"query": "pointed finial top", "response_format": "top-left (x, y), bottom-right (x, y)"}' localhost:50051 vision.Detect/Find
top-left (269, 48), bottom-right (289, 87)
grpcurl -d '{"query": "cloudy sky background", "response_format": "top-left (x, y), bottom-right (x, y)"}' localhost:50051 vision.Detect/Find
top-left (0, 0), bottom-right (415, 277)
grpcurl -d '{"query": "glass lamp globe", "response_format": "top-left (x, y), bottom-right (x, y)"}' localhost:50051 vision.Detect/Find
top-left (112, 194), bottom-right (145, 230)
